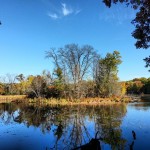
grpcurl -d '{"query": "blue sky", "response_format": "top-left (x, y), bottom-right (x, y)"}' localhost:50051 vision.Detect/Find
top-left (0, 0), bottom-right (149, 81)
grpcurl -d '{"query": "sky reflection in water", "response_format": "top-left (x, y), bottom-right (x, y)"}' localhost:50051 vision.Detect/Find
top-left (0, 102), bottom-right (150, 150)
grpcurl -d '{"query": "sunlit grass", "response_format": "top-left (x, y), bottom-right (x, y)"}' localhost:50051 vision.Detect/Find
top-left (26, 96), bottom-right (130, 105)
top-left (0, 95), bottom-right (26, 103)
top-left (0, 95), bottom-right (131, 105)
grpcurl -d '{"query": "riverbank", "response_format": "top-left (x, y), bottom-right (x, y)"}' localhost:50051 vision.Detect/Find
top-left (25, 96), bottom-right (131, 105)
top-left (0, 95), bottom-right (26, 103)
top-left (0, 95), bottom-right (132, 105)
top-left (141, 94), bottom-right (150, 101)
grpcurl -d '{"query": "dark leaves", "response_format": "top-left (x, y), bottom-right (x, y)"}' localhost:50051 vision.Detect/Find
top-left (144, 56), bottom-right (150, 71)
top-left (103, 0), bottom-right (150, 69)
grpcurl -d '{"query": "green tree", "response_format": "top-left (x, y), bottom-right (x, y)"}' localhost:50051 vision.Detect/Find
top-left (143, 80), bottom-right (150, 94)
top-left (53, 67), bottom-right (64, 98)
top-left (95, 51), bottom-right (122, 97)
top-left (16, 74), bottom-right (25, 82)
top-left (16, 74), bottom-right (26, 94)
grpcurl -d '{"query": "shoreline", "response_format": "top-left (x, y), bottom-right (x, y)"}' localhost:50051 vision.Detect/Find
top-left (0, 95), bottom-right (137, 105)
top-left (0, 95), bottom-right (26, 103)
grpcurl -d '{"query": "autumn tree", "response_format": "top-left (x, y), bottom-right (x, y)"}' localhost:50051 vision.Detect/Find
top-left (126, 77), bottom-right (150, 94)
top-left (0, 83), bottom-right (5, 95)
top-left (120, 82), bottom-right (127, 96)
top-left (28, 75), bottom-right (47, 98)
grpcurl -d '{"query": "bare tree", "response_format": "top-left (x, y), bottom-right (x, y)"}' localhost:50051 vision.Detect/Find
top-left (42, 70), bottom-right (53, 85)
top-left (29, 75), bottom-right (47, 98)
top-left (4, 74), bottom-right (17, 95)
top-left (46, 44), bottom-right (98, 99)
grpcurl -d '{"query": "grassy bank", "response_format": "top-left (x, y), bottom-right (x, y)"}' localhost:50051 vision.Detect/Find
top-left (0, 95), bottom-right (131, 105)
top-left (0, 95), bottom-right (27, 103)
top-left (25, 96), bottom-right (131, 105)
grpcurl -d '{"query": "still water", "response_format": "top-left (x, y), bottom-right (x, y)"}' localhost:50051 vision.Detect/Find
top-left (0, 101), bottom-right (150, 150)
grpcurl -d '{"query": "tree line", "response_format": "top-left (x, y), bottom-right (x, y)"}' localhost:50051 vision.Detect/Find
top-left (0, 44), bottom-right (148, 99)
top-left (125, 77), bottom-right (150, 94)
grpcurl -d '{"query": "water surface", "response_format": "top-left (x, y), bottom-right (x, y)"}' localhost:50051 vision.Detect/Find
top-left (0, 102), bottom-right (150, 150)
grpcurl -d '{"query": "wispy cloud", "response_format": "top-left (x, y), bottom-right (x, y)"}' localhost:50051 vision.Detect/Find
top-left (75, 9), bottom-right (81, 15)
top-left (47, 2), bottom-right (81, 20)
top-left (61, 3), bottom-right (73, 16)
top-left (48, 13), bottom-right (59, 19)
top-left (99, 6), bottom-right (136, 25)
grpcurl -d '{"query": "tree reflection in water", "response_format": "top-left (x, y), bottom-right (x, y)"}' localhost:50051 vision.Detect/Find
top-left (0, 102), bottom-right (127, 150)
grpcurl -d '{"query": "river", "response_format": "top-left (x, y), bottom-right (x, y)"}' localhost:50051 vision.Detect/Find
top-left (0, 101), bottom-right (150, 150)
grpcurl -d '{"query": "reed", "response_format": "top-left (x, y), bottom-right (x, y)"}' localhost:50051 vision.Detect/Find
top-left (0, 95), bottom-right (26, 103)
top-left (25, 96), bottom-right (130, 105)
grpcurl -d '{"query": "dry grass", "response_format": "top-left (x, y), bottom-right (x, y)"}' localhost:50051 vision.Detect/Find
top-left (0, 95), bottom-right (130, 105)
top-left (0, 95), bottom-right (26, 103)
top-left (26, 96), bottom-right (130, 106)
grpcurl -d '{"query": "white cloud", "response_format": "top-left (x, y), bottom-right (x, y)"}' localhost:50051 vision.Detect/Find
top-left (47, 3), bottom-right (81, 20)
top-left (48, 13), bottom-right (59, 19)
top-left (61, 3), bottom-right (73, 16)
